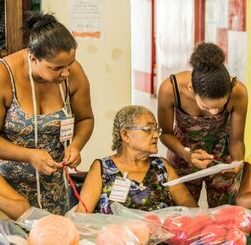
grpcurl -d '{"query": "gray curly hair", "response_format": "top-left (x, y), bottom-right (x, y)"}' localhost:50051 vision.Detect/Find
top-left (112, 105), bottom-right (153, 152)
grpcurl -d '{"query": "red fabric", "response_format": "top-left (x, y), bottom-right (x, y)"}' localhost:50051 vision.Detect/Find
top-left (163, 216), bottom-right (192, 244)
top-left (225, 228), bottom-right (247, 245)
top-left (184, 215), bottom-right (213, 238)
top-left (162, 215), bottom-right (213, 244)
top-left (213, 206), bottom-right (251, 233)
top-left (199, 224), bottom-right (226, 244)
top-left (148, 205), bottom-right (250, 244)
top-left (144, 214), bottom-right (162, 234)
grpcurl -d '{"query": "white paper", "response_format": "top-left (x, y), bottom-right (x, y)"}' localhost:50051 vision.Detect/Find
top-left (163, 161), bottom-right (243, 187)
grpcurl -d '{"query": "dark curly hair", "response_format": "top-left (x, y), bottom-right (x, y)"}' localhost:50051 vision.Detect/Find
top-left (23, 11), bottom-right (77, 60)
top-left (190, 42), bottom-right (231, 99)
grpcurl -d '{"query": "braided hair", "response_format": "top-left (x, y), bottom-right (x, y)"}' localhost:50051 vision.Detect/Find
top-left (112, 105), bottom-right (153, 152)
top-left (23, 11), bottom-right (77, 60)
top-left (190, 42), bottom-right (231, 99)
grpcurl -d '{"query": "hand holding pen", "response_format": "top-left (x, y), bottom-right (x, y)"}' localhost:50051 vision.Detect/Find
top-left (184, 147), bottom-right (244, 173)
top-left (184, 147), bottom-right (214, 169)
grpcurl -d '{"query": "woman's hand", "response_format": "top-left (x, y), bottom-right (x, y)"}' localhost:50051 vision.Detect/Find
top-left (188, 149), bottom-right (213, 169)
top-left (62, 145), bottom-right (81, 168)
top-left (28, 149), bottom-right (62, 175)
top-left (222, 160), bottom-right (244, 175)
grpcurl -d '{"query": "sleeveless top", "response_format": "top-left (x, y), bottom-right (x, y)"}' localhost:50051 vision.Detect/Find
top-left (0, 59), bottom-right (72, 215)
top-left (94, 156), bottom-right (174, 214)
top-left (167, 74), bottom-right (233, 175)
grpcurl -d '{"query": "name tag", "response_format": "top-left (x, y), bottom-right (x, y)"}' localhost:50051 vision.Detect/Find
top-left (60, 117), bottom-right (74, 142)
top-left (109, 177), bottom-right (131, 203)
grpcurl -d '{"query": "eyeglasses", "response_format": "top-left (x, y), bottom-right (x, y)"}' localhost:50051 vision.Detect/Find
top-left (125, 125), bottom-right (162, 136)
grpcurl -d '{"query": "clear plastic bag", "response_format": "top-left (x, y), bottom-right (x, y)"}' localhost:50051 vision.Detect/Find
top-left (111, 202), bottom-right (251, 245)
top-left (17, 208), bottom-right (81, 245)
top-left (27, 214), bottom-right (80, 245)
top-left (0, 220), bottom-right (28, 245)
top-left (191, 225), bottom-right (246, 245)
top-left (17, 206), bottom-right (171, 244)
top-left (96, 222), bottom-right (149, 245)
top-left (66, 210), bottom-right (172, 244)
top-left (161, 206), bottom-right (248, 245)
top-left (209, 205), bottom-right (251, 234)
top-left (16, 207), bottom-right (50, 231)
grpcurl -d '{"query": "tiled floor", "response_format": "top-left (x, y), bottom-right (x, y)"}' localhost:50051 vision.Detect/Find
top-left (132, 89), bottom-right (208, 208)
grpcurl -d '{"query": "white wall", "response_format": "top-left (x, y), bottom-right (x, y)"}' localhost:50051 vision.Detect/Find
top-left (42, 0), bottom-right (131, 170)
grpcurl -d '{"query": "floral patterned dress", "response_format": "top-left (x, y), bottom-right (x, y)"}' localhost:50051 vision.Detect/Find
top-left (0, 59), bottom-right (71, 214)
top-left (167, 74), bottom-right (242, 207)
top-left (94, 156), bottom-right (174, 214)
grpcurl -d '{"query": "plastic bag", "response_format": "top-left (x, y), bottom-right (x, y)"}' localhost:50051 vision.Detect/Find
top-left (111, 202), bottom-right (251, 245)
top-left (16, 207), bottom-right (50, 231)
top-left (17, 207), bottom-right (139, 244)
top-left (210, 205), bottom-right (251, 234)
top-left (110, 202), bottom-right (174, 243)
top-left (192, 225), bottom-right (246, 245)
top-left (96, 222), bottom-right (149, 245)
top-left (17, 207), bottom-right (81, 245)
top-left (0, 220), bottom-right (28, 245)
top-left (111, 203), bottom-right (198, 245)
top-left (161, 206), bottom-right (248, 245)
top-left (28, 214), bottom-right (80, 245)
top-left (66, 210), bottom-right (172, 244)
top-left (163, 160), bottom-right (243, 186)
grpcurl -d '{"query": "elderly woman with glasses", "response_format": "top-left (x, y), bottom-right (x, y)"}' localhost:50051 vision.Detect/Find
top-left (76, 105), bottom-right (196, 214)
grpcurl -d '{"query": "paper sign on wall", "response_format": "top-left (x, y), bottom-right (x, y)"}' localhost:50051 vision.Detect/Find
top-left (69, 0), bottom-right (103, 39)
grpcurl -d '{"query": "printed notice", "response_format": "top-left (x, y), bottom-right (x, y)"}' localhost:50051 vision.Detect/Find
top-left (69, 0), bottom-right (103, 39)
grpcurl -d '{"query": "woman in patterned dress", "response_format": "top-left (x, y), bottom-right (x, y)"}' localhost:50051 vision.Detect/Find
top-left (158, 42), bottom-right (248, 207)
top-left (0, 12), bottom-right (94, 214)
top-left (76, 105), bottom-right (196, 214)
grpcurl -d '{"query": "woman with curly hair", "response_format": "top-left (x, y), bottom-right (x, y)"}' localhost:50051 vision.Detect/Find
top-left (76, 105), bottom-right (196, 214)
top-left (158, 42), bottom-right (248, 207)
